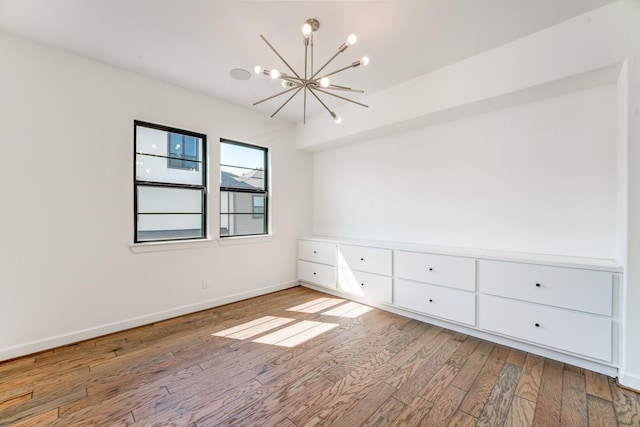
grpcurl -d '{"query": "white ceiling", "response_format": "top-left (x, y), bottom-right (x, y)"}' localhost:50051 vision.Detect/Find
top-left (0, 0), bottom-right (616, 123)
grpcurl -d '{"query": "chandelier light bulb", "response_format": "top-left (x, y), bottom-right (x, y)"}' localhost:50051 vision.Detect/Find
top-left (334, 115), bottom-right (342, 124)
top-left (320, 77), bottom-right (330, 87)
top-left (270, 69), bottom-right (280, 79)
top-left (361, 56), bottom-right (370, 66)
top-left (302, 23), bottom-right (312, 36)
top-left (254, 65), bottom-right (262, 75)
top-left (347, 34), bottom-right (357, 46)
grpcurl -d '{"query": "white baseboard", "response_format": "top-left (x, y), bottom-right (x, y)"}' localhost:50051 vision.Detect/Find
top-left (618, 370), bottom-right (640, 392)
top-left (0, 281), bottom-right (298, 362)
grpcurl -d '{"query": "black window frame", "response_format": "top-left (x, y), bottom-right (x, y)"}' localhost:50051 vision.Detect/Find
top-left (220, 139), bottom-right (268, 238)
top-left (134, 120), bottom-right (207, 243)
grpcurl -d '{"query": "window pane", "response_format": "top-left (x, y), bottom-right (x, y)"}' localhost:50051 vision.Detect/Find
top-left (136, 125), bottom-right (202, 174)
top-left (136, 126), bottom-right (167, 156)
top-left (168, 158), bottom-right (199, 170)
top-left (184, 136), bottom-right (197, 156)
top-left (220, 142), bottom-right (266, 190)
top-left (169, 133), bottom-right (182, 156)
top-left (221, 191), bottom-right (267, 214)
top-left (167, 133), bottom-right (199, 171)
top-left (221, 143), bottom-right (265, 170)
top-left (137, 186), bottom-right (202, 213)
top-left (136, 154), bottom-right (202, 185)
top-left (137, 214), bottom-right (203, 241)
top-left (253, 195), bottom-right (265, 217)
top-left (219, 214), bottom-right (266, 237)
top-left (221, 166), bottom-right (265, 190)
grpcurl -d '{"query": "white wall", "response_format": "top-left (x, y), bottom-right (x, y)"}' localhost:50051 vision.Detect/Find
top-left (313, 84), bottom-right (617, 259)
top-left (622, 53), bottom-right (640, 390)
top-left (0, 31), bottom-right (313, 360)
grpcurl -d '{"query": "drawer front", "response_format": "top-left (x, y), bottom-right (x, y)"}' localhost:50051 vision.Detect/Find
top-left (338, 268), bottom-right (392, 303)
top-left (337, 245), bottom-right (392, 276)
top-left (298, 240), bottom-right (337, 266)
top-left (478, 260), bottom-right (612, 316)
top-left (480, 295), bottom-right (612, 361)
top-left (298, 260), bottom-right (336, 290)
top-left (394, 251), bottom-right (476, 291)
top-left (395, 279), bottom-right (476, 326)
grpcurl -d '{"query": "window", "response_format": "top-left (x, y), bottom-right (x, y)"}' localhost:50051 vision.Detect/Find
top-left (134, 121), bottom-right (206, 242)
top-left (220, 140), bottom-right (268, 237)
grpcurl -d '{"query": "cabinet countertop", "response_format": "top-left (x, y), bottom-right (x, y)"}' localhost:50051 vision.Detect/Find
top-left (298, 235), bottom-right (622, 273)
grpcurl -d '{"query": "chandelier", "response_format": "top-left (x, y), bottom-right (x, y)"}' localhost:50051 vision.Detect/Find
top-left (253, 18), bottom-right (369, 124)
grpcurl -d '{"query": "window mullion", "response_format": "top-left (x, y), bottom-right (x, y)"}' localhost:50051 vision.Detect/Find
top-left (137, 181), bottom-right (205, 190)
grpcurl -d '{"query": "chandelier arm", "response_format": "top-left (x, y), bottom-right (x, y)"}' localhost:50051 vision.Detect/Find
top-left (307, 87), bottom-right (336, 117)
top-left (270, 86), bottom-right (304, 118)
top-left (314, 87), bottom-right (369, 108)
top-left (310, 49), bottom-right (344, 80)
top-left (317, 63), bottom-right (359, 80)
top-left (253, 86), bottom-right (300, 106)
top-left (323, 83), bottom-right (364, 93)
top-left (260, 34), bottom-right (302, 80)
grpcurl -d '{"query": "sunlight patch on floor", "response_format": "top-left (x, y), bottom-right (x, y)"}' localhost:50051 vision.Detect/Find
top-left (212, 316), bottom-right (295, 340)
top-left (211, 297), bottom-right (372, 347)
top-left (322, 301), bottom-right (373, 318)
top-left (287, 297), bottom-right (346, 313)
top-left (253, 320), bottom-right (339, 347)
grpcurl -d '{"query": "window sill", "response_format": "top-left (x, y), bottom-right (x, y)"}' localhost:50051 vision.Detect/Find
top-left (217, 234), bottom-right (273, 246)
top-left (129, 239), bottom-right (213, 253)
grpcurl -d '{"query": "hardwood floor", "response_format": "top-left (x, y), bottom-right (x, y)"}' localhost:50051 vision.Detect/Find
top-left (1, 286), bottom-right (639, 426)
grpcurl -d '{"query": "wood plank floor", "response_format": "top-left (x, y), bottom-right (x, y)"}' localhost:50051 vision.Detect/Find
top-left (1, 286), bottom-right (639, 426)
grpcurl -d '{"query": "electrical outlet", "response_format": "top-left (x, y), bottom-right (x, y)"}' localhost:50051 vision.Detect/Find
top-left (202, 280), bottom-right (209, 289)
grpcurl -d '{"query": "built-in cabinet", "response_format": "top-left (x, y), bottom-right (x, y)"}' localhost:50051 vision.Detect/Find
top-left (297, 240), bottom-right (337, 290)
top-left (336, 244), bottom-right (393, 303)
top-left (297, 236), bottom-right (622, 376)
top-left (478, 259), bottom-right (614, 362)
top-left (394, 251), bottom-right (476, 326)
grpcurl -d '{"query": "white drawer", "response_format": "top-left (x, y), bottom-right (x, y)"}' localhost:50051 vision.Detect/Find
top-left (478, 260), bottom-right (612, 316)
top-left (395, 278), bottom-right (476, 326)
top-left (337, 245), bottom-right (392, 276)
top-left (298, 240), bottom-right (337, 266)
top-left (394, 251), bottom-right (476, 291)
top-left (338, 268), bottom-right (392, 303)
top-left (298, 260), bottom-right (336, 290)
top-left (480, 295), bottom-right (612, 361)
